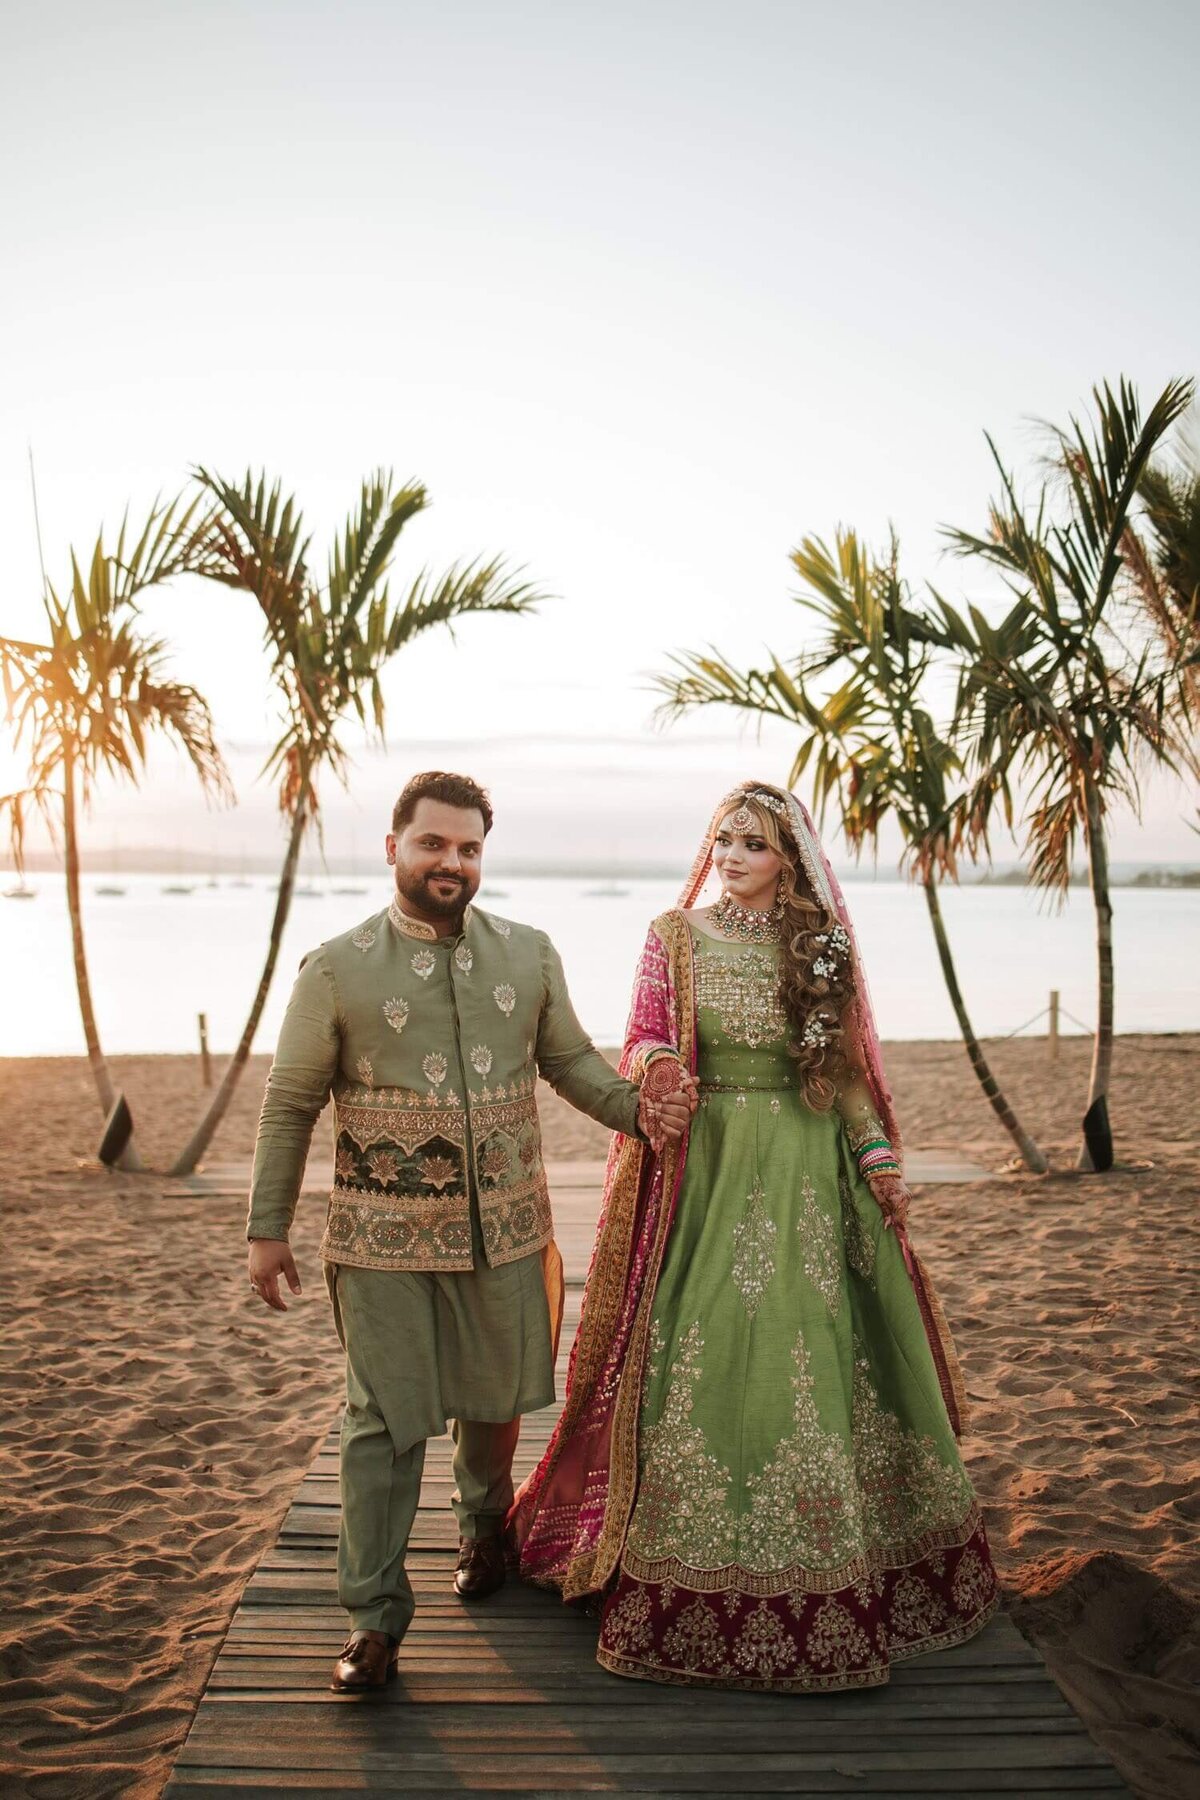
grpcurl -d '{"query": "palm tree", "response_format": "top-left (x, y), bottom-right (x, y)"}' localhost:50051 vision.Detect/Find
top-left (168, 467), bottom-right (544, 1177)
top-left (939, 376), bottom-right (1197, 1169)
top-left (654, 528), bottom-right (1049, 1173)
top-left (1, 496), bottom-right (231, 1169)
top-left (1127, 420), bottom-right (1200, 730)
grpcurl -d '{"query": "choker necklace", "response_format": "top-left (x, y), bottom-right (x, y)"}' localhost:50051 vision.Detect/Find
top-left (711, 889), bottom-right (784, 944)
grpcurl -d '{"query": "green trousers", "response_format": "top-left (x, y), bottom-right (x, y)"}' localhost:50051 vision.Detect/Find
top-left (327, 1241), bottom-right (555, 1642)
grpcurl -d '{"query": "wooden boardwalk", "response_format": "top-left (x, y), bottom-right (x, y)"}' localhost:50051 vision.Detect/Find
top-left (165, 1177), bottom-right (1129, 1797)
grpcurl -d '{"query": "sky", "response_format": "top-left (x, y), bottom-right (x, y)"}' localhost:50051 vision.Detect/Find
top-left (2, 0), bottom-right (1197, 872)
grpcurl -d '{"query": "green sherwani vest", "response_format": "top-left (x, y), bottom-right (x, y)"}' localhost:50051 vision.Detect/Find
top-left (248, 895), bottom-right (640, 1271)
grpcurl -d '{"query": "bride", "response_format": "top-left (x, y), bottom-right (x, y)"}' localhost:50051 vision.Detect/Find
top-left (508, 780), bottom-right (998, 1690)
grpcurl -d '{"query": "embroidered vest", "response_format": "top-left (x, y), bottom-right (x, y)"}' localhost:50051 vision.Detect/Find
top-left (317, 898), bottom-right (552, 1271)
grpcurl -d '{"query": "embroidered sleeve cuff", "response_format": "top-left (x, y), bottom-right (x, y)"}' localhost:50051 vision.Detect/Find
top-left (246, 1218), bottom-right (291, 1243)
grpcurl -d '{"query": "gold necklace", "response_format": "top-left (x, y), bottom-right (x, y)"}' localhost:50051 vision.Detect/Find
top-left (711, 889), bottom-right (783, 944)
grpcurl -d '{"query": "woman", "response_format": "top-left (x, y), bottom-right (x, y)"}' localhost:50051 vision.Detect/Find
top-left (508, 780), bottom-right (998, 1691)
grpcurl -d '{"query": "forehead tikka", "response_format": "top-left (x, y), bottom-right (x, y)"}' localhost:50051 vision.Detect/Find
top-left (722, 790), bottom-right (790, 837)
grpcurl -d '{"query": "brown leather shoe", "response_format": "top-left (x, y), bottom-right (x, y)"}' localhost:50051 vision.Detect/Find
top-left (330, 1628), bottom-right (399, 1691)
top-left (454, 1533), bottom-right (506, 1600)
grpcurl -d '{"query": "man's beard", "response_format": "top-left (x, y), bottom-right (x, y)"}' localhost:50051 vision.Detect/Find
top-left (394, 860), bottom-right (478, 921)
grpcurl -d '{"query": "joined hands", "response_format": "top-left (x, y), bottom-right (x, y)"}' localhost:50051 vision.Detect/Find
top-left (637, 1056), bottom-right (700, 1156)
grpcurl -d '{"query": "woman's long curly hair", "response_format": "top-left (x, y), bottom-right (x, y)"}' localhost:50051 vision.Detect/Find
top-left (717, 787), bottom-right (855, 1112)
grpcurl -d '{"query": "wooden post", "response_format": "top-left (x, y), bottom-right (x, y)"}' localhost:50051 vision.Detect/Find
top-left (198, 1012), bottom-right (212, 1088)
top-left (1048, 989), bottom-right (1060, 1061)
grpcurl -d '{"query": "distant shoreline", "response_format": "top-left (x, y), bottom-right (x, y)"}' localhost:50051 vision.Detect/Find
top-left (4, 853), bottom-right (1199, 888)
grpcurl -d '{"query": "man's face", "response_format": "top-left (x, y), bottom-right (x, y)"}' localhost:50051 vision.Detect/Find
top-left (386, 798), bottom-right (486, 920)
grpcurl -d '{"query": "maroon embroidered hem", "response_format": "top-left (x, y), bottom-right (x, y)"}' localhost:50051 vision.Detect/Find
top-left (596, 1516), bottom-right (999, 1692)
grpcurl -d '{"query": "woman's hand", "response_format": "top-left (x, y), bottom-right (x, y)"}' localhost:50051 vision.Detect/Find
top-left (867, 1173), bottom-right (911, 1232)
top-left (637, 1055), bottom-right (699, 1155)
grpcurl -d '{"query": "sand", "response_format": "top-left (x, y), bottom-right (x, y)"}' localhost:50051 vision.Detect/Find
top-left (1, 1033), bottom-right (1197, 1799)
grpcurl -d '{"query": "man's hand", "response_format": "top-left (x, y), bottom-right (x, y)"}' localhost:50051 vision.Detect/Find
top-left (248, 1238), bottom-right (302, 1312)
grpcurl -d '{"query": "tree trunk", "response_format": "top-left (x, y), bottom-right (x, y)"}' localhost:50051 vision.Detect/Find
top-left (63, 743), bottom-right (142, 1171)
top-left (1076, 772), bottom-right (1115, 1171)
top-left (922, 873), bottom-right (1049, 1174)
top-left (169, 795), bottom-right (310, 1176)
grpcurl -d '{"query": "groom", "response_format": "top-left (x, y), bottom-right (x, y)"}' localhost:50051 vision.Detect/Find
top-left (246, 770), bottom-right (693, 1691)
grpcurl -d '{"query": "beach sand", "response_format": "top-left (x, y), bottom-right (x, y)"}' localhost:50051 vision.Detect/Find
top-left (1, 1033), bottom-right (1196, 1799)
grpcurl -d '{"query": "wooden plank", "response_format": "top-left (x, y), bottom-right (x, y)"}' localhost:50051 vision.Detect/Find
top-left (167, 1776), bottom-right (1129, 1796)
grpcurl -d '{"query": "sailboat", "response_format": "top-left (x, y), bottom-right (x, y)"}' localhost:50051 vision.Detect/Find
top-left (2, 879), bottom-right (36, 900)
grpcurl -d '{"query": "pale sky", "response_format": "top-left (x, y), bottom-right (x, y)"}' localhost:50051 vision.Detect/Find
top-left (2, 0), bottom-right (1197, 868)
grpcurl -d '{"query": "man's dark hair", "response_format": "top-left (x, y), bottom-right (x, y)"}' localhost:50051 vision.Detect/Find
top-left (392, 771), bottom-right (494, 836)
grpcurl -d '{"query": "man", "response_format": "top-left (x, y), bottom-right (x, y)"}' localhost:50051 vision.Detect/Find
top-left (246, 770), bottom-right (694, 1693)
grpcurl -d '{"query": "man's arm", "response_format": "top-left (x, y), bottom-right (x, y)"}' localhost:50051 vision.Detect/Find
top-left (534, 936), bottom-right (643, 1136)
top-left (247, 950), bottom-right (341, 1243)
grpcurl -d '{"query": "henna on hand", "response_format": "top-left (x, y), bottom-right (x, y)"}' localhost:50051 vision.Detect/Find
top-left (638, 1055), bottom-right (693, 1154)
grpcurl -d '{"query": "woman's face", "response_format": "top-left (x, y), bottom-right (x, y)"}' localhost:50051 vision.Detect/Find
top-left (713, 807), bottom-right (785, 910)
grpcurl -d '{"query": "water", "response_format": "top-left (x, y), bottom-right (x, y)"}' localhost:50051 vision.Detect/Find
top-left (0, 872), bottom-right (1194, 1058)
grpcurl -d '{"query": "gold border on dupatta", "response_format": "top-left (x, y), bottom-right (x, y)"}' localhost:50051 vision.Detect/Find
top-left (581, 908), bottom-right (696, 1598)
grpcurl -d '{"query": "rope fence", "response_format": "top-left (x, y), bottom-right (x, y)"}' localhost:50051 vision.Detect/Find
top-left (995, 990), bottom-right (1094, 1049)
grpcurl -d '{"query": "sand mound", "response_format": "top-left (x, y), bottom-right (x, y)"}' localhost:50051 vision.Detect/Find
top-left (1012, 1550), bottom-right (1200, 1800)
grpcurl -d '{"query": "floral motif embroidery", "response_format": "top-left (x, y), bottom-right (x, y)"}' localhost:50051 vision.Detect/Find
top-left (419, 1154), bottom-right (459, 1191)
top-left (693, 942), bottom-right (787, 1049)
top-left (367, 1149), bottom-right (401, 1185)
top-left (454, 941), bottom-right (473, 974)
top-left (493, 983), bottom-right (517, 1016)
top-left (731, 1179), bottom-right (777, 1318)
top-left (410, 948), bottom-right (436, 981)
top-left (743, 1334), bottom-right (862, 1572)
top-left (470, 1044), bottom-right (493, 1076)
top-left (383, 996), bottom-right (409, 1035)
top-left (356, 1055), bottom-right (374, 1089)
top-left (797, 1174), bottom-right (842, 1315)
top-left (479, 1143), bottom-right (511, 1182)
top-left (951, 1547), bottom-right (994, 1616)
top-left (492, 918), bottom-right (512, 937)
top-left (423, 1052), bottom-right (448, 1087)
top-left (839, 1168), bottom-right (876, 1281)
top-left (850, 1350), bottom-right (974, 1553)
top-left (888, 1572), bottom-right (947, 1643)
top-left (770, 1096), bottom-right (782, 1115)
top-left (604, 1586), bottom-right (654, 1655)
top-left (805, 1597), bottom-right (873, 1671)
top-left (351, 924), bottom-right (376, 952)
top-left (661, 1597), bottom-right (728, 1672)
top-left (629, 1321), bottom-right (736, 1568)
top-left (335, 1146), bottom-right (358, 1183)
top-left (732, 1602), bottom-right (799, 1678)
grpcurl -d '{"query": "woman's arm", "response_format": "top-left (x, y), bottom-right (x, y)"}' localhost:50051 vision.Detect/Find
top-left (834, 1056), bottom-right (910, 1229)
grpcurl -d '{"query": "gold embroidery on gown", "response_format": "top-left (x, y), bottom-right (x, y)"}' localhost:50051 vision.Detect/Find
top-left (796, 1174), bottom-right (841, 1315)
top-left (731, 1179), bottom-right (777, 1317)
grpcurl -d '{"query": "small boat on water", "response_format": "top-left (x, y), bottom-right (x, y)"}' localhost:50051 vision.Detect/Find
top-left (332, 885), bottom-right (368, 896)
top-left (480, 887), bottom-right (510, 900)
top-left (582, 883), bottom-right (630, 898)
top-left (293, 884), bottom-right (322, 898)
top-left (2, 882), bottom-right (36, 900)
top-left (162, 884), bottom-right (195, 895)
top-left (95, 884), bottom-right (127, 897)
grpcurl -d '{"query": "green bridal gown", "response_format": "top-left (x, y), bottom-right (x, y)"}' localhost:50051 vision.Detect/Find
top-left (595, 923), bottom-right (998, 1690)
